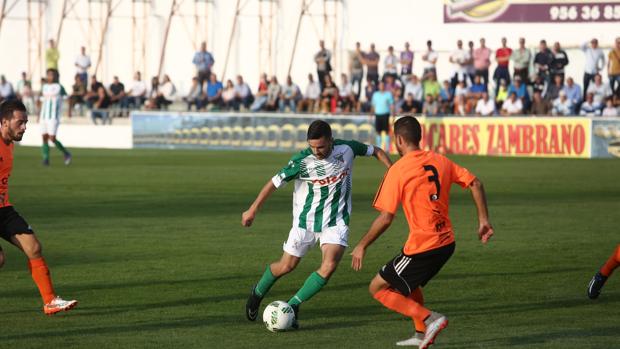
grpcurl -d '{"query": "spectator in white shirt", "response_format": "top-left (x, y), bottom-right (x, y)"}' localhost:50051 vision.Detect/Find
top-left (157, 74), bottom-right (176, 109)
top-left (123, 71), bottom-right (147, 109)
top-left (552, 90), bottom-right (573, 116)
top-left (580, 93), bottom-right (601, 116)
top-left (602, 98), bottom-right (619, 116)
top-left (582, 38), bottom-right (605, 100)
top-left (279, 76), bottom-right (300, 112)
top-left (298, 74), bottom-right (321, 113)
top-left (586, 74), bottom-right (612, 110)
top-left (183, 77), bottom-right (202, 111)
top-left (75, 46), bottom-right (91, 85)
top-left (234, 75), bottom-right (253, 111)
top-left (501, 92), bottom-right (523, 116)
top-left (404, 74), bottom-right (423, 106)
top-left (475, 92), bottom-right (495, 116)
top-left (449, 39), bottom-right (470, 90)
top-left (422, 40), bottom-right (438, 79)
top-left (338, 74), bottom-right (355, 112)
top-left (383, 46), bottom-right (398, 81)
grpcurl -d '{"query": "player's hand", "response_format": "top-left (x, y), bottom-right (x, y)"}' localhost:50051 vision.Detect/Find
top-left (478, 222), bottom-right (494, 244)
top-left (241, 209), bottom-right (255, 227)
top-left (350, 245), bottom-right (365, 271)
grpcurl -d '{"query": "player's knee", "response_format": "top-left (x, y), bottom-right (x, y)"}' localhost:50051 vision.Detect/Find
top-left (23, 240), bottom-right (42, 259)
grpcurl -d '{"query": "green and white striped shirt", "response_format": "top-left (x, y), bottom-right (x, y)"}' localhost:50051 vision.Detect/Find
top-left (40, 83), bottom-right (66, 120)
top-left (271, 139), bottom-right (374, 232)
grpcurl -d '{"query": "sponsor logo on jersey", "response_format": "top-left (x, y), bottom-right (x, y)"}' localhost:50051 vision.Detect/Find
top-left (311, 169), bottom-right (349, 186)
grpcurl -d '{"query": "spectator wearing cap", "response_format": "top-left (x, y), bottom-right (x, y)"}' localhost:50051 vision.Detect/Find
top-left (534, 40), bottom-right (553, 82)
top-left (473, 38), bottom-right (491, 87)
top-left (511, 37), bottom-right (531, 83)
top-left (493, 37), bottom-right (512, 96)
top-left (581, 38), bottom-right (605, 100)
top-left (552, 90), bottom-right (573, 116)
top-left (501, 91), bottom-right (523, 116)
top-left (550, 42), bottom-right (569, 83)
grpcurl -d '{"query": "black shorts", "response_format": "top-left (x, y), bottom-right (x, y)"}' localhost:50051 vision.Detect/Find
top-left (379, 242), bottom-right (455, 296)
top-left (0, 206), bottom-right (34, 244)
top-left (374, 114), bottom-right (390, 133)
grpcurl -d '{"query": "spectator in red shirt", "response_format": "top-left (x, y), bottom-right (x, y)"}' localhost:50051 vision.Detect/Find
top-left (493, 37), bottom-right (512, 96)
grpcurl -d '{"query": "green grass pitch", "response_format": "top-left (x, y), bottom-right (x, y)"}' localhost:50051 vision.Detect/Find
top-left (0, 146), bottom-right (618, 348)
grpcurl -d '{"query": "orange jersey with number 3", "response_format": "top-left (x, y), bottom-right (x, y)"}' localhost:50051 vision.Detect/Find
top-left (0, 141), bottom-right (13, 207)
top-left (373, 150), bottom-right (475, 255)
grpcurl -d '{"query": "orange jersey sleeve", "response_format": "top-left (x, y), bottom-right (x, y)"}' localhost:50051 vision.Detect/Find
top-left (372, 167), bottom-right (401, 215)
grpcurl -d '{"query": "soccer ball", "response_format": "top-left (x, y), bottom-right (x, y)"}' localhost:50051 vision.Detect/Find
top-left (262, 300), bottom-right (295, 332)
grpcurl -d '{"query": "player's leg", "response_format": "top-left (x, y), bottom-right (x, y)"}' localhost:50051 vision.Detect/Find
top-left (588, 244), bottom-right (620, 299)
top-left (41, 133), bottom-right (50, 166)
top-left (49, 131), bottom-right (72, 166)
top-left (0, 246), bottom-right (5, 268)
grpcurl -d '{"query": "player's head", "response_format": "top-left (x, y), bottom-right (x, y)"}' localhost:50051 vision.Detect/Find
top-left (393, 116), bottom-right (422, 156)
top-left (307, 120), bottom-right (333, 160)
top-left (0, 100), bottom-right (28, 142)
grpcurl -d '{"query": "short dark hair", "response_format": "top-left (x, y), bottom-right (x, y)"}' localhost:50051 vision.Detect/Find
top-left (0, 100), bottom-right (27, 122)
top-left (394, 116), bottom-right (422, 146)
top-left (307, 120), bottom-right (332, 140)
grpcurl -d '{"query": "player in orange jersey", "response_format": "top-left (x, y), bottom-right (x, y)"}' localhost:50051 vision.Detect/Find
top-left (0, 100), bottom-right (77, 315)
top-left (351, 116), bottom-right (493, 348)
top-left (588, 244), bottom-right (620, 299)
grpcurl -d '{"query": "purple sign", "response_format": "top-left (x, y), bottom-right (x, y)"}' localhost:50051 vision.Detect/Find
top-left (444, 0), bottom-right (620, 23)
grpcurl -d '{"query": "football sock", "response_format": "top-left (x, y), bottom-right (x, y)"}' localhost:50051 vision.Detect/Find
top-left (382, 134), bottom-right (390, 152)
top-left (254, 265), bottom-right (278, 298)
top-left (42, 142), bottom-right (50, 161)
top-left (53, 139), bottom-right (69, 155)
top-left (410, 287), bottom-right (426, 332)
top-left (373, 288), bottom-right (431, 323)
top-left (288, 271), bottom-right (327, 307)
top-left (28, 257), bottom-right (56, 304)
top-left (375, 135), bottom-right (381, 148)
top-left (600, 245), bottom-right (620, 277)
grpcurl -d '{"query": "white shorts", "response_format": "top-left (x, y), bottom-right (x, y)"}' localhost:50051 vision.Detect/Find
top-left (40, 119), bottom-right (60, 136)
top-left (283, 225), bottom-right (349, 258)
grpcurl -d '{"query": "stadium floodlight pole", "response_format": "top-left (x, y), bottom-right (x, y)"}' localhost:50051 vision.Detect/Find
top-left (287, 0), bottom-right (308, 76)
top-left (221, 0), bottom-right (241, 81)
top-left (158, 0), bottom-right (181, 78)
top-left (0, 0), bottom-right (19, 39)
top-left (93, 0), bottom-right (117, 77)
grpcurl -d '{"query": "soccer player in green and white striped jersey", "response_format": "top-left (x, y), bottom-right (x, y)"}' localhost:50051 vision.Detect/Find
top-left (38, 69), bottom-right (71, 166)
top-left (242, 120), bottom-right (392, 327)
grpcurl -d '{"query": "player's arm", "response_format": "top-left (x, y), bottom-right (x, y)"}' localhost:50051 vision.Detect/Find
top-left (351, 211), bottom-right (394, 271)
top-left (469, 178), bottom-right (494, 244)
top-left (241, 180), bottom-right (277, 227)
top-left (372, 146), bottom-right (392, 168)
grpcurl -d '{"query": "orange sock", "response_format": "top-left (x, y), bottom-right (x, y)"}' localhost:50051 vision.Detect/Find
top-left (600, 245), bottom-right (620, 277)
top-left (410, 287), bottom-right (426, 332)
top-left (373, 288), bottom-right (430, 323)
top-left (28, 258), bottom-right (56, 304)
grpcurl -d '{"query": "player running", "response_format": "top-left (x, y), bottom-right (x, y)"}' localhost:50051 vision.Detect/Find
top-left (39, 69), bottom-right (72, 166)
top-left (0, 100), bottom-right (78, 315)
top-left (351, 116), bottom-right (493, 348)
top-left (587, 244), bottom-right (620, 299)
top-left (242, 120), bottom-right (392, 327)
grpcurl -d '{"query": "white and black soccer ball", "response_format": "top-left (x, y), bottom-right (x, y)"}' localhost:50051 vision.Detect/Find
top-left (262, 300), bottom-right (295, 332)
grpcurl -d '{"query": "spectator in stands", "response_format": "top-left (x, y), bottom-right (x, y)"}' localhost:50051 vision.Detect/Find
top-left (400, 93), bottom-right (418, 114)
top-left (108, 76), bottom-right (125, 107)
top-left (534, 40), bottom-right (553, 82)
top-left (602, 98), bottom-right (618, 116)
top-left (222, 79), bottom-right (236, 111)
top-left (315, 40), bottom-right (332, 91)
top-left (582, 38), bottom-right (605, 100)
top-left (145, 77), bottom-right (159, 110)
top-left (319, 74), bottom-right (338, 113)
top-left (124, 71), bottom-right (147, 110)
top-left (338, 74), bottom-right (355, 112)
top-left (580, 92), bottom-right (601, 116)
top-left (532, 74), bottom-right (548, 99)
top-left (91, 85), bottom-right (111, 124)
top-left (495, 79), bottom-right (508, 111)
top-left (493, 37), bottom-right (512, 95)
top-left (158, 74), bottom-right (176, 110)
top-left (466, 41), bottom-right (476, 83)
top-left (473, 38), bottom-right (491, 87)
top-left (422, 94), bottom-right (439, 116)
top-left (392, 87), bottom-right (404, 114)
top-left (511, 37), bottom-right (531, 83)
top-left (552, 90), bottom-right (573, 116)
top-left (85, 75), bottom-right (104, 109)
top-left (507, 75), bottom-right (530, 110)
top-left (454, 94), bottom-right (468, 116)
top-left (501, 92), bottom-right (523, 116)
top-left (404, 75), bottom-right (423, 110)
top-left (298, 74), bottom-right (320, 113)
top-left (15, 72), bottom-right (30, 101)
top-left (563, 77), bottom-right (582, 108)
top-left (422, 40), bottom-right (438, 78)
top-left (68, 74), bottom-right (85, 118)
top-left (449, 40), bottom-right (470, 90)
top-left (250, 74), bottom-right (269, 112)
top-left (183, 76), bottom-right (202, 111)
top-left (46, 39), bottom-right (59, 74)
top-left (264, 76), bottom-right (281, 111)
top-left (279, 76), bottom-right (300, 112)
top-left (193, 41), bottom-right (214, 85)
top-left (74, 46), bottom-right (91, 85)
top-left (383, 46), bottom-right (398, 81)
top-left (21, 81), bottom-right (35, 115)
top-left (550, 42), bottom-right (569, 83)
top-left (204, 73), bottom-right (223, 110)
top-left (422, 71), bottom-right (441, 99)
top-left (364, 43), bottom-right (380, 86)
top-left (438, 80), bottom-right (453, 115)
top-left (383, 75), bottom-right (400, 95)
top-left (370, 81), bottom-right (394, 148)
top-left (400, 42), bottom-right (414, 83)
top-left (359, 77), bottom-right (376, 113)
top-left (586, 73), bottom-right (612, 110)
top-left (530, 90), bottom-right (550, 116)
top-left (467, 75), bottom-right (486, 111)
top-left (475, 92), bottom-right (495, 116)
top-left (350, 42), bottom-right (364, 100)
top-left (454, 80), bottom-right (468, 100)
top-left (608, 37), bottom-right (620, 95)
top-left (545, 74), bottom-right (564, 103)
top-left (0, 75), bottom-right (15, 102)
top-left (233, 75), bottom-right (253, 111)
